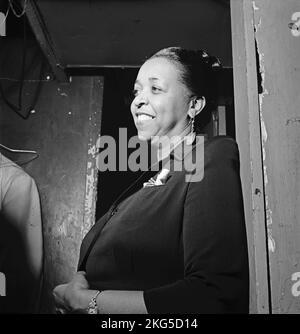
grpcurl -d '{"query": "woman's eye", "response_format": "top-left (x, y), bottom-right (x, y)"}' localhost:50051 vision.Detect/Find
top-left (132, 89), bottom-right (139, 97)
top-left (151, 86), bottom-right (162, 93)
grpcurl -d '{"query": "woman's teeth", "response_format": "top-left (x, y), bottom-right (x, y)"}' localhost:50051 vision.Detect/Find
top-left (138, 114), bottom-right (154, 121)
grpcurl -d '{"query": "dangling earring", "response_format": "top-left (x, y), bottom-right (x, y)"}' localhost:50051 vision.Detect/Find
top-left (191, 116), bottom-right (195, 134)
top-left (186, 116), bottom-right (196, 145)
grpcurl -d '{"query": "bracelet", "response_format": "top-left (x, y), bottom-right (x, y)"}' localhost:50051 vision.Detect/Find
top-left (86, 290), bottom-right (102, 314)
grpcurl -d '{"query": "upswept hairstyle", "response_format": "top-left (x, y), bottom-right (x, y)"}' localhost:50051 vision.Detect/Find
top-left (148, 46), bottom-right (222, 129)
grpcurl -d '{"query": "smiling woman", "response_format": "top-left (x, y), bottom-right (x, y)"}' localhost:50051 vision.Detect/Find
top-left (131, 56), bottom-right (196, 143)
top-left (53, 46), bottom-right (249, 314)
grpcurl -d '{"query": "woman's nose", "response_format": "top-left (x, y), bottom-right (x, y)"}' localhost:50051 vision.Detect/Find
top-left (134, 92), bottom-right (148, 108)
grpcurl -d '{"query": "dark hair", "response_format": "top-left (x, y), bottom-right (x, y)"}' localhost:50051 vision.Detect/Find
top-left (148, 47), bottom-right (222, 129)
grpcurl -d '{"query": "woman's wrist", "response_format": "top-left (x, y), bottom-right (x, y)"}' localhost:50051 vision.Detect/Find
top-left (86, 290), bottom-right (103, 314)
top-left (72, 289), bottom-right (100, 311)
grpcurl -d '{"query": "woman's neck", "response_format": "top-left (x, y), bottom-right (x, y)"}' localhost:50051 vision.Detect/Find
top-left (155, 119), bottom-right (193, 162)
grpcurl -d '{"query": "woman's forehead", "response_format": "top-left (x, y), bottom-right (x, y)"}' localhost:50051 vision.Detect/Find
top-left (136, 57), bottom-right (181, 83)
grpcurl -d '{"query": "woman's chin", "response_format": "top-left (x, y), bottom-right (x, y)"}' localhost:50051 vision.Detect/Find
top-left (137, 131), bottom-right (151, 141)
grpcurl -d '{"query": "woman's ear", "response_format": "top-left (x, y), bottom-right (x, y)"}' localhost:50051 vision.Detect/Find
top-left (188, 96), bottom-right (206, 118)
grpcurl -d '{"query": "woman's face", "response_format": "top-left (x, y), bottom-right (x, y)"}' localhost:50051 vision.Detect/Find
top-left (130, 57), bottom-right (191, 143)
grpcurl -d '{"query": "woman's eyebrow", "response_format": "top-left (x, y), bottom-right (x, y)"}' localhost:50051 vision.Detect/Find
top-left (134, 77), bottom-right (164, 86)
top-left (150, 77), bottom-right (168, 88)
top-left (134, 78), bottom-right (162, 85)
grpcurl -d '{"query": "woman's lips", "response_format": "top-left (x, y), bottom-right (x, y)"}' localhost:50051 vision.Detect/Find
top-left (136, 114), bottom-right (155, 126)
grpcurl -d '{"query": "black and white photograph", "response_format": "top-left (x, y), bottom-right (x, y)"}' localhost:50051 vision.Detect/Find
top-left (0, 0), bottom-right (299, 319)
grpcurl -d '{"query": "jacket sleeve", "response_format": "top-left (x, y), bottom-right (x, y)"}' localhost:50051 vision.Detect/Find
top-left (2, 171), bottom-right (43, 279)
top-left (143, 138), bottom-right (249, 314)
top-left (1, 168), bottom-right (43, 313)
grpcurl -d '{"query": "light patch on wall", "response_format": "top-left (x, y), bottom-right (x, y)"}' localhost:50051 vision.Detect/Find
top-left (252, 1), bottom-right (259, 11)
top-left (254, 11), bottom-right (269, 111)
top-left (57, 221), bottom-right (67, 237)
top-left (0, 12), bottom-right (6, 36)
top-left (265, 196), bottom-right (273, 227)
top-left (261, 116), bottom-right (268, 163)
top-left (81, 140), bottom-right (98, 239)
top-left (56, 87), bottom-right (68, 97)
top-left (82, 160), bottom-right (95, 238)
top-left (255, 18), bottom-right (270, 193)
top-left (258, 56), bottom-right (269, 111)
top-left (289, 12), bottom-right (300, 37)
top-left (268, 234), bottom-right (276, 253)
top-left (0, 272), bottom-right (6, 296)
top-left (253, 14), bottom-right (276, 255)
top-left (263, 165), bottom-right (268, 185)
top-left (260, 115), bottom-right (268, 143)
top-left (88, 143), bottom-right (97, 157)
top-left (265, 194), bottom-right (275, 253)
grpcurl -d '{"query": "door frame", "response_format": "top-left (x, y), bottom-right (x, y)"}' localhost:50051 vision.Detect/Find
top-left (230, 0), bottom-right (270, 313)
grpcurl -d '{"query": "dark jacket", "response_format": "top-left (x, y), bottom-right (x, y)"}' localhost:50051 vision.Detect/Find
top-left (78, 135), bottom-right (249, 314)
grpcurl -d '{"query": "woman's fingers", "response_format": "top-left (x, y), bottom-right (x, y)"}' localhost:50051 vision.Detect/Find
top-left (55, 307), bottom-right (67, 314)
top-left (52, 273), bottom-right (90, 312)
top-left (53, 284), bottom-right (68, 308)
top-left (76, 271), bottom-right (86, 276)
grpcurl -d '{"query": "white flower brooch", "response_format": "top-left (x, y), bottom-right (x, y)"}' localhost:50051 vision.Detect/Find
top-left (143, 168), bottom-right (170, 188)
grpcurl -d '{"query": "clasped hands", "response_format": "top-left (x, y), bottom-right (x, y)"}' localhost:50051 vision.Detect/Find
top-left (53, 271), bottom-right (97, 314)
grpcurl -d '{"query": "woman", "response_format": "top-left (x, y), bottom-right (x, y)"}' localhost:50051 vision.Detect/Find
top-left (53, 47), bottom-right (249, 314)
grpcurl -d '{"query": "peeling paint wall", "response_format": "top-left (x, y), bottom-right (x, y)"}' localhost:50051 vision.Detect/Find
top-left (0, 42), bottom-right (103, 312)
top-left (81, 80), bottom-right (104, 239)
top-left (231, 0), bottom-right (271, 313)
top-left (253, 0), bottom-right (300, 313)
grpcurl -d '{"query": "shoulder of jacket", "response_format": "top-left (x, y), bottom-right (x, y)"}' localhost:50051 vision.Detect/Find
top-left (182, 136), bottom-right (240, 184)
top-left (174, 135), bottom-right (238, 161)
top-left (204, 135), bottom-right (239, 161)
top-left (0, 153), bottom-right (33, 188)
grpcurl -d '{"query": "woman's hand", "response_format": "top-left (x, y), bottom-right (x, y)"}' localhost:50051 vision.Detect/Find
top-left (53, 271), bottom-right (95, 313)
